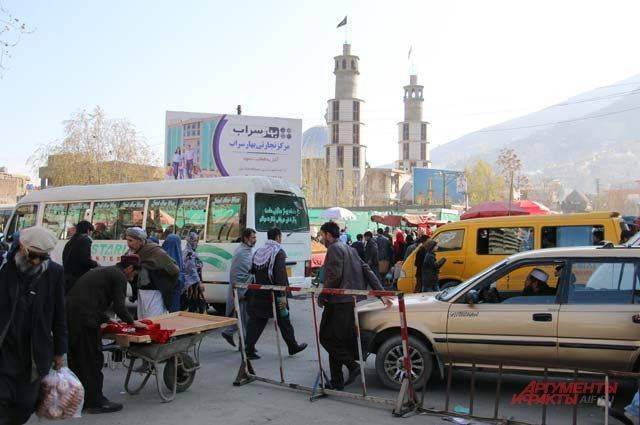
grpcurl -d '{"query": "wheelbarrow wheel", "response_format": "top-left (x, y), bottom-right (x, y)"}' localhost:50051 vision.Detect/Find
top-left (163, 354), bottom-right (196, 393)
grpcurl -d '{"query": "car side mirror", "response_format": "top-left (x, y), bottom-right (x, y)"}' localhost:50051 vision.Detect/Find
top-left (465, 289), bottom-right (479, 305)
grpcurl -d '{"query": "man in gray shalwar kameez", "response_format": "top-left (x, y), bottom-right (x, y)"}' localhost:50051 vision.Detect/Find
top-left (222, 228), bottom-right (257, 347)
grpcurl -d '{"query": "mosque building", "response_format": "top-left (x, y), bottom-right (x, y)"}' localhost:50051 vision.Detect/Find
top-left (302, 43), bottom-right (430, 207)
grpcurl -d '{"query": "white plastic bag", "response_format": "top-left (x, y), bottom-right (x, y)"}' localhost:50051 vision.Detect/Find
top-left (36, 367), bottom-right (85, 420)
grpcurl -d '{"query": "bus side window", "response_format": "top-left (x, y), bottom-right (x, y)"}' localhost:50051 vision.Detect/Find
top-left (92, 200), bottom-right (145, 240)
top-left (43, 203), bottom-right (68, 238)
top-left (6, 204), bottom-right (38, 236)
top-left (42, 202), bottom-right (91, 239)
top-left (541, 225), bottom-right (605, 248)
top-left (145, 197), bottom-right (207, 240)
top-left (206, 194), bottom-right (246, 243)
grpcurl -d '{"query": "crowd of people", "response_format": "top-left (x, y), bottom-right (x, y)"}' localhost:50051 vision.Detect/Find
top-left (318, 225), bottom-right (445, 293)
top-left (0, 222), bottom-right (210, 422)
top-left (0, 218), bottom-right (446, 424)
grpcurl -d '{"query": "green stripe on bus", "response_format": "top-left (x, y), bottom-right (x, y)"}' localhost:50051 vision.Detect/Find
top-left (200, 256), bottom-right (227, 270)
top-left (197, 245), bottom-right (233, 260)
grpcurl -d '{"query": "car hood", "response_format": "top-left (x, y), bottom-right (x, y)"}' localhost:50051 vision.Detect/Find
top-left (356, 291), bottom-right (440, 314)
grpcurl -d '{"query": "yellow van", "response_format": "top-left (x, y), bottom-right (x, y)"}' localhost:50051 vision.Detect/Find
top-left (398, 212), bottom-right (626, 293)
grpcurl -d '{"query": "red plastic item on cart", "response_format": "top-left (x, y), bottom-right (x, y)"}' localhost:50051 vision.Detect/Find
top-left (101, 319), bottom-right (175, 344)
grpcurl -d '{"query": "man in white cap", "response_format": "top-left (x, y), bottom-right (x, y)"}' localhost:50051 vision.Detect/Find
top-left (523, 268), bottom-right (555, 297)
top-left (0, 226), bottom-right (67, 424)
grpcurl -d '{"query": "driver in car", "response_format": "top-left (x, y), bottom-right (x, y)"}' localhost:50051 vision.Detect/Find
top-left (523, 268), bottom-right (555, 296)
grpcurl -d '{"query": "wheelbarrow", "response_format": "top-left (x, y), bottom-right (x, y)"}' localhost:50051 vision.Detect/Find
top-left (122, 330), bottom-right (210, 402)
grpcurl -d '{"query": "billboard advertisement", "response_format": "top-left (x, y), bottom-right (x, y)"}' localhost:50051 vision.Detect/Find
top-left (413, 168), bottom-right (466, 207)
top-left (165, 111), bottom-right (302, 185)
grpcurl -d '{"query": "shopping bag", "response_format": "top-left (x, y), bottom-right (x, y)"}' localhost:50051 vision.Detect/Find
top-left (36, 366), bottom-right (85, 420)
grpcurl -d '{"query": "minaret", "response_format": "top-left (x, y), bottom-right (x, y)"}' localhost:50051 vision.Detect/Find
top-left (325, 43), bottom-right (366, 206)
top-left (396, 74), bottom-right (431, 171)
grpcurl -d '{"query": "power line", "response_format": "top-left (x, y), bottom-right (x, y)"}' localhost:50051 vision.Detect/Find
top-left (474, 104), bottom-right (640, 133)
top-left (551, 88), bottom-right (640, 106)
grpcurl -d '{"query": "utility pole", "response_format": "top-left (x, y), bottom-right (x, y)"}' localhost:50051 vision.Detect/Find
top-left (595, 178), bottom-right (601, 210)
top-left (442, 171), bottom-right (447, 209)
top-left (508, 171), bottom-right (514, 215)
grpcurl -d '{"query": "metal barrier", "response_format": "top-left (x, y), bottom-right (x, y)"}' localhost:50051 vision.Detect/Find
top-left (230, 283), bottom-right (418, 416)
top-left (229, 284), bottom-right (640, 423)
top-left (412, 360), bottom-right (640, 425)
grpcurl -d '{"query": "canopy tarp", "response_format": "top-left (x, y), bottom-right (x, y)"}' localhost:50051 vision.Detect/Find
top-left (460, 200), bottom-right (551, 220)
top-left (370, 214), bottom-right (446, 228)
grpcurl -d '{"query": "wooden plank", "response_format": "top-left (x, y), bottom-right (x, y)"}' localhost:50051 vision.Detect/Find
top-left (104, 312), bottom-right (237, 344)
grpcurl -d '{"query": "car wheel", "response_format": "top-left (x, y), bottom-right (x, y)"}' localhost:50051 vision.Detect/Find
top-left (375, 335), bottom-right (432, 391)
top-left (439, 280), bottom-right (460, 290)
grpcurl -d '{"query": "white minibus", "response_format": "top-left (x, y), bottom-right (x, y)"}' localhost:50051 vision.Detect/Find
top-left (4, 176), bottom-right (312, 312)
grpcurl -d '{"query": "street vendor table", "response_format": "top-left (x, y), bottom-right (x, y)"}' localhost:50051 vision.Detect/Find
top-left (105, 312), bottom-right (236, 402)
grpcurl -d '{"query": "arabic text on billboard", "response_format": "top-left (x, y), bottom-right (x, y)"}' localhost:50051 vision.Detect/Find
top-left (165, 112), bottom-right (302, 185)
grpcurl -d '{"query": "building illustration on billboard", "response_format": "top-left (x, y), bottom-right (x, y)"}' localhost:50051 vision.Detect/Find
top-left (413, 167), bottom-right (466, 207)
top-left (165, 111), bottom-right (302, 185)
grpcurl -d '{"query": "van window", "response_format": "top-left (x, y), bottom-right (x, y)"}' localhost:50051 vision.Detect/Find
top-left (541, 225), bottom-right (604, 248)
top-left (566, 261), bottom-right (640, 304)
top-left (42, 202), bottom-right (90, 239)
top-left (206, 194), bottom-right (246, 243)
top-left (477, 227), bottom-right (534, 255)
top-left (146, 197), bottom-right (207, 240)
top-left (92, 200), bottom-right (145, 240)
top-left (433, 229), bottom-right (464, 252)
top-left (255, 193), bottom-right (309, 232)
top-left (5, 204), bottom-right (38, 236)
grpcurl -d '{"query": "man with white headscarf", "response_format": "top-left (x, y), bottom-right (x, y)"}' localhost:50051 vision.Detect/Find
top-left (244, 228), bottom-right (307, 360)
top-left (0, 227), bottom-right (67, 425)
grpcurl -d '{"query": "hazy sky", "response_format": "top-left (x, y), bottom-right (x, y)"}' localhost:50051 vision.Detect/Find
top-left (3, 0), bottom-right (640, 179)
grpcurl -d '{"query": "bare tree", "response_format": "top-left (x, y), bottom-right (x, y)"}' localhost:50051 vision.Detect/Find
top-left (302, 158), bottom-right (331, 207)
top-left (496, 148), bottom-right (527, 209)
top-left (29, 106), bottom-right (161, 186)
top-left (0, 2), bottom-right (33, 77)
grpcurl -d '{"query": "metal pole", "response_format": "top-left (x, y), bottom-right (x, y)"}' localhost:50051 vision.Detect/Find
top-left (271, 292), bottom-right (285, 383)
top-left (541, 368), bottom-right (548, 425)
top-left (352, 295), bottom-right (367, 397)
top-left (572, 370), bottom-right (578, 425)
top-left (397, 293), bottom-right (416, 402)
top-left (469, 363), bottom-right (475, 416)
top-left (310, 293), bottom-right (327, 390)
top-left (442, 171), bottom-right (446, 208)
top-left (604, 375), bottom-right (609, 425)
top-left (445, 362), bottom-right (453, 412)
top-left (493, 363), bottom-right (502, 419)
top-left (233, 288), bottom-right (249, 374)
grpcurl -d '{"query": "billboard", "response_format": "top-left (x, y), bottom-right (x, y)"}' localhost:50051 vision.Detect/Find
top-left (413, 168), bottom-right (466, 207)
top-left (165, 111), bottom-right (302, 185)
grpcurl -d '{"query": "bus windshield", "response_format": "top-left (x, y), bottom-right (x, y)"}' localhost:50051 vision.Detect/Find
top-left (255, 193), bottom-right (309, 232)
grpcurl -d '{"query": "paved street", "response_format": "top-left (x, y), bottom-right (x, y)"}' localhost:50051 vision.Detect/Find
top-left (30, 298), bottom-right (637, 425)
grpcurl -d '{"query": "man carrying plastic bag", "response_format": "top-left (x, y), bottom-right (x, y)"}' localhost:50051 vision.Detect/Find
top-left (36, 367), bottom-right (84, 420)
top-left (0, 227), bottom-right (67, 424)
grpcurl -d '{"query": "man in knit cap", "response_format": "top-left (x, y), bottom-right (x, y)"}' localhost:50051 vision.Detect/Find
top-left (0, 226), bottom-right (67, 424)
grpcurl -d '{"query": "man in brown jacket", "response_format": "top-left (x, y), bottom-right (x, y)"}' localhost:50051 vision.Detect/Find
top-left (318, 222), bottom-right (392, 390)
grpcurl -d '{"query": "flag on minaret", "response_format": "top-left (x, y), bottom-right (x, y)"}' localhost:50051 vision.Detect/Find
top-left (337, 16), bottom-right (347, 28)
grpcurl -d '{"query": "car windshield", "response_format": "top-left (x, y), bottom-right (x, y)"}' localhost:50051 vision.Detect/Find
top-left (436, 259), bottom-right (509, 302)
top-left (628, 232), bottom-right (640, 247)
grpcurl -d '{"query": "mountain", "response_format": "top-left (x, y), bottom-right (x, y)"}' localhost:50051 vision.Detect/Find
top-left (430, 74), bottom-right (640, 192)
